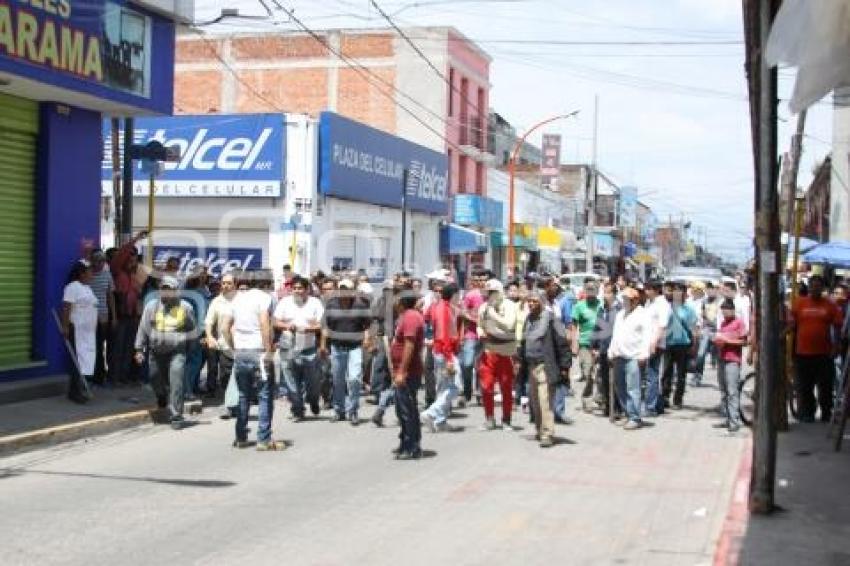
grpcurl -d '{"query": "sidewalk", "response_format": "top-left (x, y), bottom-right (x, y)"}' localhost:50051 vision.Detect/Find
top-left (718, 419), bottom-right (850, 565)
top-left (0, 385), bottom-right (162, 457)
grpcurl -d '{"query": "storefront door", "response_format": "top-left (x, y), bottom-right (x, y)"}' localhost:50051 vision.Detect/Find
top-left (0, 93), bottom-right (38, 367)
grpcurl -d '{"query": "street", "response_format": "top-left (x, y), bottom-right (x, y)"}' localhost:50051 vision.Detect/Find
top-left (0, 369), bottom-right (746, 566)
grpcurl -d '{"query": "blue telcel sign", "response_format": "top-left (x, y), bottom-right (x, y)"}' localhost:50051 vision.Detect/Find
top-left (318, 112), bottom-right (449, 215)
top-left (101, 114), bottom-right (284, 197)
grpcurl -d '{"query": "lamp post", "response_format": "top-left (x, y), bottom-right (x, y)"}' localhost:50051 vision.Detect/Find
top-left (508, 111), bottom-right (580, 275)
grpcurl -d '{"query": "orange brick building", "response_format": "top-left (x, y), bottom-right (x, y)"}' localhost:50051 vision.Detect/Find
top-left (174, 27), bottom-right (492, 197)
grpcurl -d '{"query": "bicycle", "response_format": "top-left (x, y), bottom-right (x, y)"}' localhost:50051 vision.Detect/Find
top-left (737, 370), bottom-right (799, 427)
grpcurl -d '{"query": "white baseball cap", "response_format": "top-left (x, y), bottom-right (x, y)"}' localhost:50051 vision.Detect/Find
top-left (484, 279), bottom-right (504, 293)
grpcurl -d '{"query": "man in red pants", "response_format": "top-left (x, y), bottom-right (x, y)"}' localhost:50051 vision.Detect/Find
top-left (477, 279), bottom-right (519, 431)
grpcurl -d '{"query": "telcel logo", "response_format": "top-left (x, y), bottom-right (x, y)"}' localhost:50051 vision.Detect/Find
top-left (142, 128), bottom-right (274, 172)
top-left (407, 160), bottom-right (448, 202)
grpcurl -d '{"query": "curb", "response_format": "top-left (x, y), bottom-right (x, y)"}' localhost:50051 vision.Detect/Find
top-left (713, 436), bottom-right (753, 566)
top-left (0, 408), bottom-right (159, 458)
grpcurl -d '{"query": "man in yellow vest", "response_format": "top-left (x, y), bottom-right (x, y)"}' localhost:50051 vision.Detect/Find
top-left (135, 276), bottom-right (197, 430)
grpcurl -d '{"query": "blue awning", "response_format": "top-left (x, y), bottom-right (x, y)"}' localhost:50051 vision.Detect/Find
top-left (803, 241), bottom-right (850, 268)
top-left (440, 223), bottom-right (488, 255)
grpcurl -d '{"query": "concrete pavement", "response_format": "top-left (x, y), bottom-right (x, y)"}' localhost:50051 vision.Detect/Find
top-left (0, 369), bottom-right (747, 566)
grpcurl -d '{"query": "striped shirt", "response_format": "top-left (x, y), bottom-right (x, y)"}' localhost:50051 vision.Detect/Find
top-left (89, 268), bottom-right (114, 319)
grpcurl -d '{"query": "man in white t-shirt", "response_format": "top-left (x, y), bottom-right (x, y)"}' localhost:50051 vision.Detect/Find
top-left (274, 275), bottom-right (324, 420)
top-left (222, 271), bottom-right (282, 451)
top-left (644, 280), bottom-right (671, 416)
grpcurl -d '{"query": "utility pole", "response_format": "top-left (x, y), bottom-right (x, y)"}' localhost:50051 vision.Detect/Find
top-left (779, 109), bottom-right (807, 432)
top-left (111, 118), bottom-right (121, 244)
top-left (120, 117), bottom-right (134, 244)
top-left (585, 95), bottom-right (598, 273)
top-left (748, 0), bottom-right (780, 515)
top-left (401, 169), bottom-right (408, 269)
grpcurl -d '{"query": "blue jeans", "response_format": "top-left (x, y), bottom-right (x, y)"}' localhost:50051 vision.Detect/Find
top-left (184, 339), bottom-right (204, 395)
top-left (694, 330), bottom-right (716, 379)
top-left (460, 338), bottom-right (481, 401)
top-left (614, 357), bottom-right (642, 423)
top-left (234, 351), bottom-right (275, 443)
top-left (282, 349), bottom-right (320, 417)
top-left (331, 345), bottom-right (364, 417)
top-left (552, 383), bottom-right (570, 420)
top-left (644, 351), bottom-right (663, 415)
top-left (422, 354), bottom-right (459, 425)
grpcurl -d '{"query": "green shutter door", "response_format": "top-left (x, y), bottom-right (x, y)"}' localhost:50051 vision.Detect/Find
top-left (0, 93), bottom-right (38, 367)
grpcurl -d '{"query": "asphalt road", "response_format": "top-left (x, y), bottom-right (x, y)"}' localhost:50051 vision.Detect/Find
top-left (0, 369), bottom-right (747, 566)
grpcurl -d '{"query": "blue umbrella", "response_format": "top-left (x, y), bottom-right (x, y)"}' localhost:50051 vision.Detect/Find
top-left (803, 241), bottom-right (850, 268)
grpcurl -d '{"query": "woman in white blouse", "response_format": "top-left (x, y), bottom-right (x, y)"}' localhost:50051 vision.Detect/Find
top-left (61, 261), bottom-right (99, 403)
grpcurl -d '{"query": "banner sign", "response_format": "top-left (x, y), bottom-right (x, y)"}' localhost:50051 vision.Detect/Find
top-left (101, 114), bottom-right (284, 197)
top-left (540, 133), bottom-right (562, 190)
top-left (452, 194), bottom-right (503, 229)
top-left (619, 186), bottom-right (638, 228)
top-left (0, 0), bottom-right (174, 113)
top-left (593, 232), bottom-right (615, 257)
top-left (319, 112), bottom-right (448, 215)
top-left (151, 245), bottom-right (263, 277)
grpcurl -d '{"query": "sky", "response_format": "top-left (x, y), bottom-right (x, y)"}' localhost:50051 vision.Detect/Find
top-left (192, 0), bottom-right (833, 263)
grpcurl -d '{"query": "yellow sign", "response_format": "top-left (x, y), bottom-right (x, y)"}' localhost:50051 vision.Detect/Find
top-left (537, 226), bottom-right (561, 249)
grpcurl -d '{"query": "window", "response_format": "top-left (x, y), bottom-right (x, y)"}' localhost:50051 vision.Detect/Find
top-left (475, 161), bottom-right (484, 195)
top-left (448, 68), bottom-right (455, 117)
top-left (458, 154), bottom-right (467, 193)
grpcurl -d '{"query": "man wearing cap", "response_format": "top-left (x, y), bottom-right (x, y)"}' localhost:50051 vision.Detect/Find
top-left (321, 277), bottom-right (373, 424)
top-left (134, 276), bottom-right (197, 430)
top-left (519, 289), bottom-right (571, 447)
top-left (477, 279), bottom-right (519, 431)
top-left (608, 287), bottom-right (652, 430)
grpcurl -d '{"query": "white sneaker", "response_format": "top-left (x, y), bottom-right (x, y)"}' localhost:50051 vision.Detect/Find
top-left (502, 421), bottom-right (518, 432)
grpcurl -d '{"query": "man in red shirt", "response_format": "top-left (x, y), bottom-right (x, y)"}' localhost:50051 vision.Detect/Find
top-left (420, 283), bottom-right (461, 432)
top-left (391, 281), bottom-right (426, 459)
top-left (790, 275), bottom-right (844, 422)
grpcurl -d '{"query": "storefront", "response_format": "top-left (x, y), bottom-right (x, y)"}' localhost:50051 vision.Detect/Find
top-left (315, 112), bottom-right (447, 279)
top-left (0, 0), bottom-right (176, 386)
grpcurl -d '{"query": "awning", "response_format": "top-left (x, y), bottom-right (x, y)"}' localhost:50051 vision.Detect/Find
top-left (803, 241), bottom-right (850, 268)
top-left (440, 223), bottom-right (487, 255)
top-left (490, 229), bottom-right (536, 249)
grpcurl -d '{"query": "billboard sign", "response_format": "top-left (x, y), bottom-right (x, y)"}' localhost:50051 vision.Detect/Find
top-left (453, 195), bottom-right (504, 229)
top-left (151, 245), bottom-right (263, 277)
top-left (540, 134), bottom-right (561, 190)
top-left (619, 186), bottom-right (638, 228)
top-left (102, 114), bottom-right (284, 197)
top-left (318, 112), bottom-right (448, 215)
top-left (0, 0), bottom-right (174, 113)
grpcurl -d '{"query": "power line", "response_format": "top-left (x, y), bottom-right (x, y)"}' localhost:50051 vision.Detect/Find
top-left (273, 4), bottom-right (468, 154)
top-left (369, 0), bottom-right (487, 124)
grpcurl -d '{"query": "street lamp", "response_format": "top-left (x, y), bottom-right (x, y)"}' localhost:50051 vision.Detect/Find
top-left (508, 110), bottom-right (580, 274)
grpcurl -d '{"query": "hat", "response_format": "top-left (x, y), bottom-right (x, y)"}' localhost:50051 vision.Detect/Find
top-left (484, 279), bottom-right (504, 293)
top-left (691, 281), bottom-right (706, 291)
top-left (425, 268), bottom-right (451, 282)
top-left (357, 281), bottom-right (374, 295)
top-left (338, 278), bottom-right (355, 290)
top-left (161, 275), bottom-right (180, 289)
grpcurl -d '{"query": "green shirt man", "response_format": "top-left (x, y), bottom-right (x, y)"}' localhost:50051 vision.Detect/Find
top-left (571, 290), bottom-right (603, 348)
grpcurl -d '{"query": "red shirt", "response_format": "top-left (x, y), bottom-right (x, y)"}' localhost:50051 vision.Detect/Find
top-left (792, 296), bottom-right (843, 356)
top-left (717, 317), bottom-right (745, 363)
top-left (430, 299), bottom-right (459, 361)
top-left (391, 308), bottom-right (425, 379)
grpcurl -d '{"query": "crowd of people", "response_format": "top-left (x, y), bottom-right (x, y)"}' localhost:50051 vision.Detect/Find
top-left (59, 231), bottom-right (848, 459)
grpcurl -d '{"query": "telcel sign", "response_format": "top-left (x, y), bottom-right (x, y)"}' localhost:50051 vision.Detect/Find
top-left (319, 112), bottom-right (448, 215)
top-left (152, 246), bottom-right (262, 277)
top-left (102, 114), bottom-right (284, 197)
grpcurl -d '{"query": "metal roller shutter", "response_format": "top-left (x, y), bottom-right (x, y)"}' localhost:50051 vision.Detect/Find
top-left (0, 93), bottom-right (38, 367)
